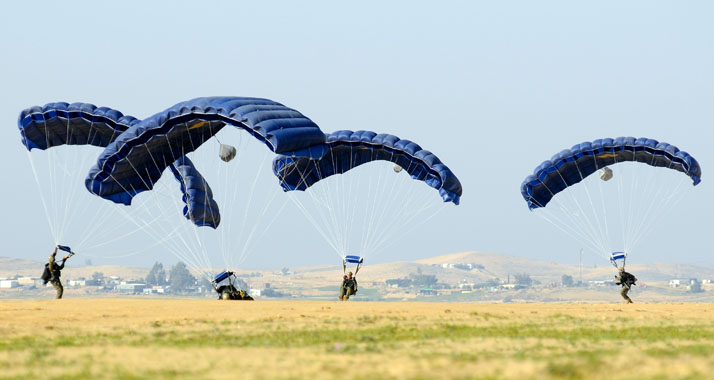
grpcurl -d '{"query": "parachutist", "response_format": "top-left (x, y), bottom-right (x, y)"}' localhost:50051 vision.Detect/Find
top-left (615, 268), bottom-right (637, 304)
top-left (41, 246), bottom-right (73, 299)
top-left (339, 271), bottom-right (357, 301)
top-left (213, 271), bottom-right (253, 300)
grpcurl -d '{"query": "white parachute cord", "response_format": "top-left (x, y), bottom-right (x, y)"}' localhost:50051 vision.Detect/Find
top-left (177, 141), bottom-right (215, 276)
top-left (309, 153), bottom-right (349, 257)
top-left (365, 182), bottom-right (444, 257)
top-left (615, 160), bottom-right (629, 255)
top-left (25, 150), bottom-right (58, 244)
top-left (549, 166), bottom-right (611, 256)
top-left (321, 149), bottom-right (349, 255)
top-left (575, 161), bottom-right (611, 255)
top-left (535, 212), bottom-right (609, 259)
top-left (230, 146), bottom-right (267, 269)
top-left (622, 158), bottom-right (662, 255)
top-left (103, 143), bottom-right (212, 275)
top-left (226, 148), bottom-right (280, 269)
top-left (360, 149), bottom-right (386, 257)
top-left (594, 162), bottom-right (613, 253)
top-left (554, 185), bottom-right (611, 256)
top-left (233, 186), bottom-right (288, 269)
top-left (287, 190), bottom-right (343, 255)
top-left (628, 170), bottom-right (688, 251)
top-left (42, 118), bottom-right (60, 244)
top-left (283, 160), bottom-right (352, 259)
top-left (361, 160), bottom-right (420, 257)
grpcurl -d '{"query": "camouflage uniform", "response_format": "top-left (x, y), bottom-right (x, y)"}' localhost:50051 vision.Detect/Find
top-left (48, 254), bottom-right (65, 299)
top-left (340, 275), bottom-right (357, 301)
top-left (616, 270), bottom-right (636, 304)
top-left (216, 284), bottom-right (239, 300)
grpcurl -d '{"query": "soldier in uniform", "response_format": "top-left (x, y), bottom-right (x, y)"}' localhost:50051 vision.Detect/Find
top-left (615, 268), bottom-right (637, 303)
top-left (216, 283), bottom-right (239, 300)
top-left (339, 275), bottom-right (347, 301)
top-left (45, 247), bottom-right (72, 299)
top-left (340, 272), bottom-right (358, 301)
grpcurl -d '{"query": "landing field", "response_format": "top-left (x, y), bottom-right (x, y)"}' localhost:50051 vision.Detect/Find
top-left (1, 300), bottom-right (713, 380)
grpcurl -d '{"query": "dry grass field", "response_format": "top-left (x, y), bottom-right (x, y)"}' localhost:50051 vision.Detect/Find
top-left (1, 299), bottom-right (713, 380)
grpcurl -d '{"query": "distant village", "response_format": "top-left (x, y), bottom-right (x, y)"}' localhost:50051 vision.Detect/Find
top-left (1, 259), bottom-right (712, 301)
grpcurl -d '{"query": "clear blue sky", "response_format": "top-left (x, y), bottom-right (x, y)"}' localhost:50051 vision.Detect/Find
top-left (1, 1), bottom-right (712, 270)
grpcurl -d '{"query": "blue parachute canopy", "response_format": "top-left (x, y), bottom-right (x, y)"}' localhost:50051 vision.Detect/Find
top-left (18, 101), bottom-right (220, 228)
top-left (86, 96), bottom-right (326, 206)
top-left (273, 130), bottom-right (462, 204)
top-left (169, 156), bottom-right (221, 228)
top-left (610, 252), bottom-right (626, 262)
top-left (213, 271), bottom-right (234, 284)
top-left (57, 245), bottom-right (73, 254)
top-left (344, 255), bottom-right (364, 264)
top-left (520, 137), bottom-right (701, 210)
top-left (18, 102), bottom-right (140, 150)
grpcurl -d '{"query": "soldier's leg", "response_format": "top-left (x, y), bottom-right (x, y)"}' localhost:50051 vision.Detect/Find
top-left (345, 286), bottom-right (352, 301)
top-left (621, 285), bottom-right (632, 303)
top-left (53, 281), bottom-right (63, 299)
top-left (339, 286), bottom-right (345, 300)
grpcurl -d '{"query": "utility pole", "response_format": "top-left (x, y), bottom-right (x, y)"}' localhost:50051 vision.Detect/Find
top-left (579, 248), bottom-right (583, 285)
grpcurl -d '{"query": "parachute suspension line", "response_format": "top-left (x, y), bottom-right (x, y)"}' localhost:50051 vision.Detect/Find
top-left (550, 193), bottom-right (609, 258)
top-left (577, 157), bottom-right (612, 255)
top-left (363, 158), bottom-right (413, 256)
top-left (360, 146), bottom-right (385, 257)
top-left (627, 162), bottom-right (688, 253)
top-left (179, 137), bottom-right (215, 277)
top-left (70, 122), bottom-right (122, 250)
top-left (282, 159), bottom-right (344, 257)
top-left (103, 135), bottom-right (212, 277)
top-left (367, 184), bottom-right (443, 258)
top-left (539, 168), bottom-right (611, 259)
top-left (215, 128), bottom-right (238, 269)
top-left (539, 192), bottom-right (610, 259)
top-left (104, 169), bottom-right (210, 269)
top-left (594, 159), bottom-right (613, 255)
top-left (565, 162), bottom-right (611, 257)
top-left (316, 148), bottom-right (350, 257)
top-left (361, 158), bottom-right (442, 258)
top-left (41, 116), bottom-right (60, 243)
top-left (341, 149), bottom-right (357, 256)
top-left (321, 148), bottom-right (350, 257)
top-left (534, 212), bottom-right (608, 258)
top-left (226, 147), bottom-right (284, 270)
top-left (25, 151), bottom-right (58, 244)
top-left (283, 151), bottom-right (355, 260)
top-left (614, 158), bottom-right (630, 255)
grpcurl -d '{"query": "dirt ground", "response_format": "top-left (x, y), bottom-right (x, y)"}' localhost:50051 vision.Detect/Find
top-left (1, 299), bottom-right (713, 380)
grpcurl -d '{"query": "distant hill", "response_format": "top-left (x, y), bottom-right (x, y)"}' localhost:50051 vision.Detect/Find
top-left (2, 251), bottom-right (712, 286)
top-left (0, 257), bottom-right (148, 281)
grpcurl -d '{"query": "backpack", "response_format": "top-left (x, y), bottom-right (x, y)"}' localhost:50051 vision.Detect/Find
top-left (41, 264), bottom-right (52, 284)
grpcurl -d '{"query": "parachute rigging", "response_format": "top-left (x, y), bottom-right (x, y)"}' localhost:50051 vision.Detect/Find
top-left (82, 97), bottom-right (326, 282)
top-left (521, 137), bottom-right (701, 263)
top-left (274, 130), bottom-right (462, 268)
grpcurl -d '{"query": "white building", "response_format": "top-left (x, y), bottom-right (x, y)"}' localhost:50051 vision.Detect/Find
top-left (669, 279), bottom-right (696, 288)
top-left (0, 280), bottom-right (19, 288)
